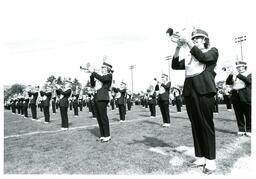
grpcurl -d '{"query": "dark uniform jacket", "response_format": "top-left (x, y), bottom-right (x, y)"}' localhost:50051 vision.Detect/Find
top-left (155, 82), bottom-right (171, 101)
top-left (29, 92), bottom-right (38, 104)
top-left (172, 46), bottom-right (218, 97)
top-left (56, 89), bottom-right (72, 107)
top-left (40, 91), bottom-right (52, 107)
top-left (226, 73), bottom-right (251, 105)
top-left (90, 72), bottom-right (112, 102)
top-left (148, 92), bottom-right (157, 105)
top-left (73, 94), bottom-right (79, 107)
top-left (113, 88), bottom-right (127, 105)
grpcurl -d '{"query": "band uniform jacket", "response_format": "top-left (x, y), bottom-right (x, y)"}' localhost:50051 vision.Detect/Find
top-left (226, 73), bottom-right (251, 105)
top-left (40, 91), bottom-right (52, 107)
top-left (172, 46), bottom-right (218, 97)
top-left (29, 91), bottom-right (38, 104)
top-left (56, 89), bottom-right (72, 107)
top-left (73, 94), bottom-right (79, 108)
top-left (155, 82), bottom-right (171, 101)
top-left (113, 88), bottom-right (127, 105)
top-left (148, 92), bottom-right (157, 105)
top-left (90, 72), bottom-right (112, 102)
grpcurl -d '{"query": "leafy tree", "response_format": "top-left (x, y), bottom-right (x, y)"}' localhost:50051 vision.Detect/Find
top-left (71, 78), bottom-right (81, 93)
top-left (4, 84), bottom-right (25, 102)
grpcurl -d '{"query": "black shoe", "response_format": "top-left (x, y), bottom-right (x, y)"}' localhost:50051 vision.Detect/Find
top-left (203, 167), bottom-right (215, 175)
top-left (189, 163), bottom-right (205, 168)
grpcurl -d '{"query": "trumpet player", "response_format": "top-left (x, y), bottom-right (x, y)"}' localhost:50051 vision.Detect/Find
top-left (226, 61), bottom-right (251, 136)
top-left (171, 28), bottom-right (218, 174)
top-left (147, 85), bottom-right (157, 117)
top-left (155, 74), bottom-right (171, 127)
top-left (56, 82), bottom-right (72, 130)
top-left (88, 62), bottom-right (113, 142)
top-left (28, 86), bottom-right (39, 120)
top-left (40, 87), bottom-right (52, 123)
top-left (127, 90), bottom-right (132, 111)
top-left (113, 82), bottom-right (127, 122)
top-left (73, 93), bottom-right (79, 117)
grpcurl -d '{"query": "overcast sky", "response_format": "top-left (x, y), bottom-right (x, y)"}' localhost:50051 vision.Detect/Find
top-left (0, 0), bottom-right (254, 93)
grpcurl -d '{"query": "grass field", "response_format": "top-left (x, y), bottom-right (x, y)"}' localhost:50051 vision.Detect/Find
top-left (4, 104), bottom-right (251, 175)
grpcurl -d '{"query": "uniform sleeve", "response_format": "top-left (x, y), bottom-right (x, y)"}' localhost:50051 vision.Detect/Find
top-left (190, 46), bottom-right (218, 64)
top-left (237, 73), bottom-right (251, 85)
top-left (172, 56), bottom-right (185, 70)
top-left (92, 72), bottom-right (112, 83)
top-left (226, 74), bottom-right (234, 85)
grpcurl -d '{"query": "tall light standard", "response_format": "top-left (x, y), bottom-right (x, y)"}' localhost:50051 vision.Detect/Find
top-left (235, 35), bottom-right (246, 61)
top-left (165, 55), bottom-right (172, 82)
top-left (129, 65), bottom-right (136, 94)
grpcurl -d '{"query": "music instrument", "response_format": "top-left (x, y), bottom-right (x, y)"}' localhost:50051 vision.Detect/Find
top-left (166, 27), bottom-right (196, 46)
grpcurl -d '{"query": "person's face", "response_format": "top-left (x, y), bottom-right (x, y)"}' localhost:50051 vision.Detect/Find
top-left (101, 66), bottom-right (108, 74)
top-left (192, 36), bottom-right (205, 49)
top-left (161, 76), bottom-right (167, 83)
top-left (236, 65), bottom-right (246, 73)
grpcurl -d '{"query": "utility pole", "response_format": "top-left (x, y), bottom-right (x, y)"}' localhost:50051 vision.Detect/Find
top-left (129, 65), bottom-right (136, 94)
top-left (165, 55), bottom-right (172, 82)
top-left (235, 35), bottom-right (246, 61)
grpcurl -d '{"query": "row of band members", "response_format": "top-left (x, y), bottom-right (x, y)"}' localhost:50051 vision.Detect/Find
top-left (5, 84), bottom-right (233, 119)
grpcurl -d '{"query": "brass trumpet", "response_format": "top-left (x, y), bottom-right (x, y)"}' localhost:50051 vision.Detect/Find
top-left (166, 28), bottom-right (181, 43)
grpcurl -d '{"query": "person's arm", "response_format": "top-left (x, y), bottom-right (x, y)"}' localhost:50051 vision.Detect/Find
top-left (161, 82), bottom-right (171, 91)
top-left (172, 45), bottom-right (185, 70)
top-left (190, 46), bottom-right (218, 64)
top-left (236, 73), bottom-right (251, 85)
top-left (226, 74), bottom-right (234, 85)
top-left (92, 72), bottom-right (112, 83)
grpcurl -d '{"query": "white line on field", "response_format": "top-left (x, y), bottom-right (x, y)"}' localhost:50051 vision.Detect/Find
top-left (4, 115), bottom-right (162, 139)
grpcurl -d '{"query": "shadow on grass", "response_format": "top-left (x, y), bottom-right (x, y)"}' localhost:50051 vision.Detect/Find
top-left (128, 136), bottom-right (175, 148)
top-left (111, 118), bottom-right (120, 122)
top-left (143, 120), bottom-right (160, 126)
top-left (215, 128), bottom-right (237, 135)
top-left (87, 127), bottom-right (100, 138)
top-left (139, 114), bottom-right (150, 117)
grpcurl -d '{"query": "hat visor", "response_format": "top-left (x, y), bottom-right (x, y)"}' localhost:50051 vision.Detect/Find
top-left (191, 33), bottom-right (208, 39)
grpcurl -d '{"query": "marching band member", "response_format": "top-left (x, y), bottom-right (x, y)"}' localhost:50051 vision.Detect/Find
top-left (22, 91), bottom-right (29, 118)
top-left (173, 87), bottom-right (182, 112)
top-left (172, 28), bottom-right (218, 174)
top-left (155, 74), bottom-right (171, 127)
top-left (17, 95), bottom-right (22, 115)
top-left (28, 86), bottom-right (39, 120)
top-left (89, 62), bottom-right (113, 142)
top-left (224, 85), bottom-right (232, 111)
top-left (40, 87), bottom-right (52, 123)
top-left (148, 85), bottom-right (157, 117)
top-left (56, 82), bottom-right (72, 130)
top-left (113, 82), bottom-right (127, 122)
top-left (51, 88), bottom-right (57, 114)
top-left (110, 90), bottom-right (116, 110)
top-left (73, 93), bottom-right (79, 117)
top-left (126, 90), bottom-right (132, 111)
top-left (226, 61), bottom-right (251, 136)
top-left (88, 88), bottom-right (96, 118)
top-left (10, 98), bottom-right (16, 114)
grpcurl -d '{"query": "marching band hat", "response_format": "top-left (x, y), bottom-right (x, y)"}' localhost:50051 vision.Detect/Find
top-left (235, 61), bottom-right (247, 67)
top-left (102, 62), bottom-right (112, 69)
top-left (191, 29), bottom-right (209, 39)
top-left (161, 73), bottom-right (168, 77)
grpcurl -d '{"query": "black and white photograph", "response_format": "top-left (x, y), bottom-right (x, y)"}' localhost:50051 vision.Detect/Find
top-left (1, 0), bottom-right (254, 176)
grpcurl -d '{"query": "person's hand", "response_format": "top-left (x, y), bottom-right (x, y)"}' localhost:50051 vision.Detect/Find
top-left (179, 28), bottom-right (191, 43)
top-left (176, 40), bottom-right (184, 48)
